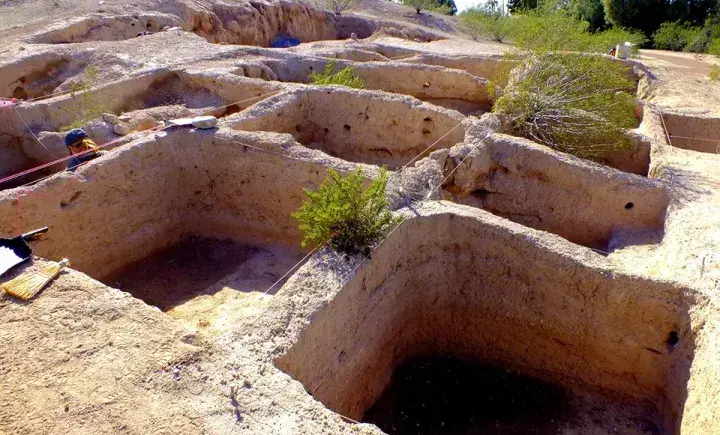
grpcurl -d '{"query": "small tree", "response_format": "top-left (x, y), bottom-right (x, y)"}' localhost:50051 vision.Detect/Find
top-left (460, 8), bottom-right (514, 43)
top-left (60, 65), bottom-right (108, 132)
top-left (309, 61), bottom-right (365, 89)
top-left (292, 168), bottom-right (399, 255)
top-left (402, 0), bottom-right (447, 14)
top-left (493, 53), bottom-right (638, 159)
top-left (321, 0), bottom-right (355, 15)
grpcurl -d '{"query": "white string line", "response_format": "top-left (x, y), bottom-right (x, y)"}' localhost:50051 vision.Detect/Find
top-left (12, 106), bottom-right (64, 159)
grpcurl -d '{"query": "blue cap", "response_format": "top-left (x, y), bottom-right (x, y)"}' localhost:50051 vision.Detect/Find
top-left (64, 128), bottom-right (89, 147)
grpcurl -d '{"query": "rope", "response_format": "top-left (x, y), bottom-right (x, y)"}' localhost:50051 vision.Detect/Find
top-left (0, 90), bottom-right (281, 187)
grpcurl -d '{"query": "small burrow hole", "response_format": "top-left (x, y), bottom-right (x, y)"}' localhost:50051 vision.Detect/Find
top-left (423, 117), bottom-right (432, 122)
top-left (625, 202), bottom-right (634, 210)
top-left (343, 124), bottom-right (351, 131)
top-left (666, 331), bottom-right (679, 352)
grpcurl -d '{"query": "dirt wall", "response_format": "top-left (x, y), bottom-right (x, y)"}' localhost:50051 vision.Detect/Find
top-left (275, 204), bottom-right (698, 432)
top-left (0, 128), bottom-right (354, 278)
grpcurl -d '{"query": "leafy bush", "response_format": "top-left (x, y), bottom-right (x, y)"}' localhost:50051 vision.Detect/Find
top-left (320, 0), bottom-right (355, 15)
top-left (460, 9), bottom-right (515, 42)
top-left (653, 22), bottom-right (703, 51)
top-left (292, 168), bottom-right (399, 255)
top-left (60, 65), bottom-right (108, 133)
top-left (493, 53), bottom-right (638, 159)
top-left (309, 61), bottom-right (365, 89)
top-left (511, 11), bottom-right (646, 52)
top-left (709, 37), bottom-right (720, 54)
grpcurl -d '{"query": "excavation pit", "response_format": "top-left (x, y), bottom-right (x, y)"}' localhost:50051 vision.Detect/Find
top-left (101, 235), bottom-right (305, 330)
top-left (364, 357), bottom-right (663, 434)
top-left (441, 133), bottom-right (668, 250)
top-left (0, 56), bottom-right (87, 101)
top-left (275, 210), bottom-right (694, 434)
top-left (260, 58), bottom-right (492, 114)
top-left (228, 88), bottom-right (466, 169)
top-left (660, 112), bottom-right (720, 154)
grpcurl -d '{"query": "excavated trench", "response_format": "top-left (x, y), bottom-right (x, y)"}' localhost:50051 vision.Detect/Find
top-left (227, 88), bottom-right (466, 169)
top-left (275, 211), bottom-right (696, 434)
top-left (0, 70), bottom-right (279, 191)
top-left (0, 55), bottom-right (88, 101)
top-left (258, 57), bottom-right (492, 115)
top-left (26, 4), bottom-right (441, 47)
top-left (439, 133), bottom-right (669, 251)
top-left (660, 112), bottom-right (720, 154)
top-left (0, 129), bottom-right (336, 330)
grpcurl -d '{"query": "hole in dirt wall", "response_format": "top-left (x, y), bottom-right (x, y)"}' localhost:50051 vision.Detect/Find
top-left (0, 56), bottom-right (87, 100)
top-left (275, 212), bottom-right (694, 434)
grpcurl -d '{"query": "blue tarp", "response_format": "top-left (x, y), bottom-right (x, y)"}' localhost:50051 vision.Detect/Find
top-left (270, 36), bottom-right (301, 48)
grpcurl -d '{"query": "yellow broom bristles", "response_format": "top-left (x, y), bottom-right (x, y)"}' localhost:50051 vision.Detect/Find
top-left (2, 259), bottom-right (70, 300)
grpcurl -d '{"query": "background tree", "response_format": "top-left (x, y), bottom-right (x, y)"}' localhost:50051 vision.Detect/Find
top-left (508, 0), bottom-right (539, 13)
top-left (570, 0), bottom-right (607, 31)
top-left (321, 0), bottom-right (355, 15)
top-left (603, 0), bottom-right (669, 35)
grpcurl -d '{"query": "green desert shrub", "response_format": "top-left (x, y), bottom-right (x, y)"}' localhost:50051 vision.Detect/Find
top-left (292, 168), bottom-right (399, 255)
top-left (402, 0), bottom-right (448, 14)
top-left (60, 65), bottom-right (108, 132)
top-left (511, 12), bottom-right (646, 53)
top-left (308, 61), bottom-right (365, 89)
top-left (493, 53), bottom-right (638, 159)
top-left (653, 22), bottom-right (703, 51)
top-left (709, 38), bottom-right (720, 55)
top-left (460, 9), bottom-right (515, 42)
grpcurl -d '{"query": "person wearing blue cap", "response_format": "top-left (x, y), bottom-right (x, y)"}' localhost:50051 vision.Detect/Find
top-left (64, 129), bottom-right (106, 172)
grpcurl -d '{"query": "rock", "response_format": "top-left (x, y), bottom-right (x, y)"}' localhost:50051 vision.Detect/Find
top-left (113, 123), bottom-right (131, 136)
top-left (192, 116), bottom-right (218, 129)
top-left (102, 113), bottom-right (121, 125)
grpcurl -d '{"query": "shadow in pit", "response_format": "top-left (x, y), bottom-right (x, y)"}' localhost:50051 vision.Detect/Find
top-left (101, 235), bottom-right (284, 310)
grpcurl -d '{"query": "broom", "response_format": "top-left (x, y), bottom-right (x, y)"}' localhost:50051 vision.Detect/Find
top-left (1, 259), bottom-right (70, 300)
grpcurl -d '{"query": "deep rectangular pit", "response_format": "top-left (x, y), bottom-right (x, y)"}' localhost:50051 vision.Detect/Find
top-left (102, 235), bottom-right (305, 330)
top-left (275, 211), bottom-right (693, 434)
top-left (0, 70), bottom-right (279, 191)
top-left (364, 357), bottom-right (663, 434)
top-left (661, 112), bottom-right (720, 154)
top-left (0, 128), bottom-right (339, 327)
top-left (442, 133), bottom-right (668, 251)
top-left (259, 57), bottom-right (492, 114)
top-left (228, 88), bottom-right (466, 169)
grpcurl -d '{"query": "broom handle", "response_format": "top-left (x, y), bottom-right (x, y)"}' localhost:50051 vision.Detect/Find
top-left (21, 227), bottom-right (49, 241)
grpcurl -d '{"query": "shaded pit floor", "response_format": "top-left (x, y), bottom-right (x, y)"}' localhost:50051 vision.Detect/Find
top-left (102, 236), bottom-right (306, 332)
top-left (364, 357), bottom-right (663, 435)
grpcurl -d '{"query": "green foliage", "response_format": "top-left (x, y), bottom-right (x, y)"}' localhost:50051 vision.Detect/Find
top-left (511, 11), bottom-right (646, 52)
top-left (710, 64), bottom-right (720, 80)
top-left (460, 9), bottom-right (515, 42)
top-left (570, 0), bottom-right (607, 31)
top-left (402, 0), bottom-right (446, 13)
top-left (709, 37), bottom-right (720, 54)
top-left (308, 61), bottom-right (365, 89)
top-left (603, 0), bottom-right (668, 36)
top-left (60, 65), bottom-right (108, 133)
top-left (508, 0), bottom-right (538, 13)
top-left (652, 21), bottom-right (704, 50)
top-left (493, 53), bottom-right (638, 159)
top-left (320, 0), bottom-right (355, 15)
top-left (292, 168), bottom-right (399, 255)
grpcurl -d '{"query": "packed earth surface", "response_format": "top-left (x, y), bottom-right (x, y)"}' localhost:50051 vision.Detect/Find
top-left (1, 0), bottom-right (720, 434)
